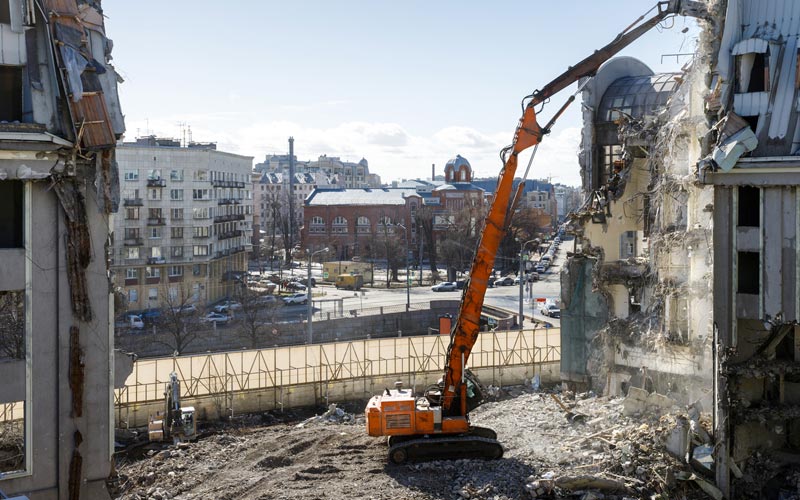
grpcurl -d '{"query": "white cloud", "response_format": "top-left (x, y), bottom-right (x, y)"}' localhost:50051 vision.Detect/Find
top-left (123, 117), bottom-right (583, 187)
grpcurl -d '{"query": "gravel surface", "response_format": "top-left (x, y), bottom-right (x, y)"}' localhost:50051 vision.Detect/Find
top-left (112, 386), bottom-right (714, 500)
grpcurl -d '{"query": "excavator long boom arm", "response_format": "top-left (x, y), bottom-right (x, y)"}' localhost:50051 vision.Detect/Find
top-left (440, 0), bottom-right (706, 412)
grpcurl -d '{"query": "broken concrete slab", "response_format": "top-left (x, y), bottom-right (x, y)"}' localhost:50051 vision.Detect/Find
top-left (622, 386), bottom-right (648, 416)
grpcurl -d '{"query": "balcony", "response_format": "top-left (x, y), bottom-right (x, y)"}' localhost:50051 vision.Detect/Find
top-left (234, 181), bottom-right (245, 188)
top-left (123, 198), bottom-right (143, 206)
top-left (213, 213), bottom-right (245, 223)
top-left (218, 230), bottom-right (243, 241)
top-left (217, 198), bottom-right (233, 205)
top-left (146, 257), bottom-right (166, 265)
top-left (146, 178), bottom-right (167, 187)
top-left (147, 217), bottom-right (166, 226)
top-left (123, 237), bottom-right (143, 246)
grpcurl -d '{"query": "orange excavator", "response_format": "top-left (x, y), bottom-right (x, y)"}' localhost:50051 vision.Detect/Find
top-left (365, 0), bottom-right (707, 464)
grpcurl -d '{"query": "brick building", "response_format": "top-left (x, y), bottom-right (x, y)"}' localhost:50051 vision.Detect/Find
top-left (301, 188), bottom-right (421, 260)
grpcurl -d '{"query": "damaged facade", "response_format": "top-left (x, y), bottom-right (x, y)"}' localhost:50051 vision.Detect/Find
top-left (562, 0), bottom-right (800, 497)
top-left (0, 0), bottom-right (123, 498)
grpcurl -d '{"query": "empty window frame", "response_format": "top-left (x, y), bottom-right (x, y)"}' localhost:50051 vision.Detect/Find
top-left (737, 186), bottom-right (760, 227)
top-left (0, 65), bottom-right (23, 122)
top-left (0, 289), bottom-right (27, 475)
top-left (736, 51), bottom-right (770, 93)
top-left (0, 1), bottom-right (10, 24)
top-left (737, 251), bottom-right (760, 294)
top-left (0, 181), bottom-right (23, 248)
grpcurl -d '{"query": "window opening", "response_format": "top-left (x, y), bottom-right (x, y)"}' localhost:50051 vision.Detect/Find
top-left (737, 186), bottom-right (760, 227)
top-left (0, 66), bottom-right (23, 122)
top-left (737, 251), bottom-right (760, 294)
top-left (0, 181), bottom-right (23, 248)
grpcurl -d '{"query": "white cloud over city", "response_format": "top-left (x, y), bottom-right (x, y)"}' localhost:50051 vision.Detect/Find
top-left (125, 117), bottom-right (583, 187)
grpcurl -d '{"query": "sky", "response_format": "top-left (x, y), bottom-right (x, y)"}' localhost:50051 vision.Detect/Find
top-left (103, 1), bottom-right (700, 187)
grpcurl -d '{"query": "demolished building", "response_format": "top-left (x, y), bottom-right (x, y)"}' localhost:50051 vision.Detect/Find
top-left (562, 0), bottom-right (800, 497)
top-left (0, 0), bottom-right (124, 498)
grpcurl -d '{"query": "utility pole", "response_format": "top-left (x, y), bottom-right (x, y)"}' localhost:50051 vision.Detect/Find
top-left (307, 247), bottom-right (328, 344)
top-left (288, 137), bottom-right (295, 261)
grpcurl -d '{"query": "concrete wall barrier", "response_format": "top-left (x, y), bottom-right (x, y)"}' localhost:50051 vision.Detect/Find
top-left (115, 327), bottom-right (561, 427)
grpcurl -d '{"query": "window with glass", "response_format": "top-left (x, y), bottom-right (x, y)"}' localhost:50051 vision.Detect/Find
top-left (193, 245), bottom-right (209, 256)
top-left (171, 227), bottom-right (183, 239)
top-left (168, 266), bottom-right (183, 277)
top-left (171, 208), bottom-right (184, 220)
top-left (170, 169), bottom-right (184, 181)
top-left (123, 169), bottom-right (139, 181)
top-left (125, 208), bottom-right (139, 220)
top-left (170, 189), bottom-right (183, 201)
top-left (194, 170), bottom-right (208, 181)
top-left (171, 246), bottom-right (184, 258)
top-left (145, 267), bottom-right (161, 278)
top-left (125, 268), bottom-right (138, 280)
top-left (193, 226), bottom-right (209, 238)
top-left (125, 247), bottom-right (139, 259)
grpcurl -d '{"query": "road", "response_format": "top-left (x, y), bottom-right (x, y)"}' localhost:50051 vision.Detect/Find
top-left (292, 244), bottom-right (565, 328)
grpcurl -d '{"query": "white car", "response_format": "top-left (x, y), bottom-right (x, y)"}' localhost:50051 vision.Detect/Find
top-left (539, 304), bottom-right (561, 318)
top-left (214, 301), bottom-right (242, 314)
top-left (202, 312), bottom-right (230, 324)
top-left (125, 314), bottom-right (144, 330)
top-left (283, 293), bottom-right (308, 305)
top-left (431, 282), bottom-right (457, 292)
top-left (171, 304), bottom-right (197, 315)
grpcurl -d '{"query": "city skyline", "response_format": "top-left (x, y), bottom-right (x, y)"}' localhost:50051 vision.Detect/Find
top-left (104, 1), bottom-right (699, 187)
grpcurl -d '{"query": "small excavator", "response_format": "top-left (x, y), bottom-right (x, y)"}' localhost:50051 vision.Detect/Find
top-left (148, 372), bottom-right (197, 443)
top-left (365, 0), bottom-right (707, 464)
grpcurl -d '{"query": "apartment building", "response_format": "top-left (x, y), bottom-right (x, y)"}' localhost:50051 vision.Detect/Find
top-left (113, 137), bottom-right (253, 310)
top-left (0, 0), bottom-right (124, 497)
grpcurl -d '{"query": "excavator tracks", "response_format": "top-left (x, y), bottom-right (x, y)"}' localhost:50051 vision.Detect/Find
top-left (387, 434), bottom-right (503, 464)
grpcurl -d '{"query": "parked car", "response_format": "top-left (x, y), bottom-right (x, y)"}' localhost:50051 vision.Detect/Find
top-left (455, 280), bottom-right (467, 290)
top-left (283, 293), bottom-right (308, 305)
top-left (286, 281), bottom-right (307, 291)
top-left (487, 276), bottom-right (497, 288)
top-left (201, 312), bottom-right (230, 324)
top-left (255, 295), bottom-right (279, 305)
top-left (298, 277), bottom-right (317, 287)
top-left (496, 276), bottom-right (515, 286)
top-left (214, 301), bottom-right (242, 314)
top-left (534, 264), bottom-right (546, 273)
top-left (431, 282), bottom-right (458, 292)
top-left (122, 314), bottom-right (144, 330)
top-left (528, 272), bottom-right (540, 282)
top-left (171, 304), bottom-right (197, 315)
top-left (539, 303), bottom-right (561, 318)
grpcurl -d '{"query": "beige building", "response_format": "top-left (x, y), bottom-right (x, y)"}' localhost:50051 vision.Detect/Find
top-left (113, 138), bottom-right (253, 310)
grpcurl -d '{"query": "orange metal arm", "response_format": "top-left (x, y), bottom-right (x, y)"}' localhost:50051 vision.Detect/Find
top-left (441, 105), bottom-right (542, 411)
top-left (439, 0), bottom-right (696, 413)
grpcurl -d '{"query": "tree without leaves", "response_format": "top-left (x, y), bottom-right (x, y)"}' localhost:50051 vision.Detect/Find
top-left (155, 281), bottom-right (201, 355)
top-left (414, 205), bottom-right (438, 274)
top-left (0, 291), bottom-right (24, 360)
top-left (234, 287), bottom-right (281, 349)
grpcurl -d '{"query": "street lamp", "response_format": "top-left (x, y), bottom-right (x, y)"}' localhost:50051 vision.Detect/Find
top-left (395, 224), bottom-right (411, 311)
top-left (307, 247), bottom-right (328, 344)
top-left (518, 238), bottom-right (539, 330)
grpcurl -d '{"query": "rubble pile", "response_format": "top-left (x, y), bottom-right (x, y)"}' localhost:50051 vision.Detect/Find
top-left (113, 386), bottom-right (728, 500)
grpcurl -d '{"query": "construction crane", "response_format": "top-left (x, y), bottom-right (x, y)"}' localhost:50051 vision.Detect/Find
top-left (364, 0), bottom-right (707, 464)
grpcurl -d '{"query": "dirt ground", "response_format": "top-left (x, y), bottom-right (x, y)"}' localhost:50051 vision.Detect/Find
top-left (110, 386), bottom-right (722, 500)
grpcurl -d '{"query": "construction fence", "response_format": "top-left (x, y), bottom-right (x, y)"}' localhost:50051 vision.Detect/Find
top-left (114, 327), bottom-right (561, 427)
